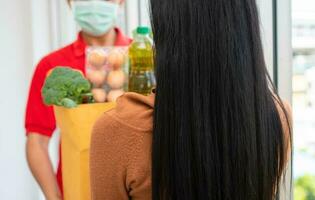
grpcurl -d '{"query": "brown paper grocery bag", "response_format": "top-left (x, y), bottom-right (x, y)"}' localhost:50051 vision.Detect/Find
top-left (54, 103), bottom-right (116, 200)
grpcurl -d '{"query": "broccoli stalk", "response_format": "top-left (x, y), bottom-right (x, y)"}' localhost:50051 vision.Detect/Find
top-left (42, 67), bottom-right (93, 108)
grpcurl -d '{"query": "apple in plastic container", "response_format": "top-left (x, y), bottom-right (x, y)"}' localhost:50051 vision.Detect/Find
top-left (92, 88), bottom-right (107, 103)
top-left (88, 49), bottom-right (107, 68)
top-left (107, 70), bottom-right (125, 89)
top-left (86, 70), bottom-right (106, 87)
top-left (107, 49), bottom-right (126, 70)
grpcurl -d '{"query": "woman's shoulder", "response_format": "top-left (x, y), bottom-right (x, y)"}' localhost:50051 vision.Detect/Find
top-left (94, 92), bottom-right (155, 136)
top-left (110, 92), bottom-right (154, 131)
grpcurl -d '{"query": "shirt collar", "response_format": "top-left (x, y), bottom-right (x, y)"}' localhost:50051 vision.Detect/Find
top-left (114, 27), bottom-right (132, 46)
top-left (73, 32), bottom-right (86, 57)
top-left (72, 28), bottom-right (132, 57)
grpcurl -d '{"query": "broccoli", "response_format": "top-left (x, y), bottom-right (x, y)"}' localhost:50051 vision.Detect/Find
top-left (42, 67), bottom-right (93, 108)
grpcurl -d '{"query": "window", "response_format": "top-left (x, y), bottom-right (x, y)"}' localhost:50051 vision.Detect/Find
top-left (292, 0), bottom-right (315, 199)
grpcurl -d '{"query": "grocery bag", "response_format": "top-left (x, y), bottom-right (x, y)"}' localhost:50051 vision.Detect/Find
top-left (54, 102), bottom-right (116, 200)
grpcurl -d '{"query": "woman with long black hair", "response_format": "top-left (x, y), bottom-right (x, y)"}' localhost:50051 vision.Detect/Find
top-left (90, 0), bottom-right (292, 199)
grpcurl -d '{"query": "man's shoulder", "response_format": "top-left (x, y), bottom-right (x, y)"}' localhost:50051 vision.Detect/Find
top-left (40, 43), bottom-right (75, 65)
top-left (34, 42), bottom-right (78, 75)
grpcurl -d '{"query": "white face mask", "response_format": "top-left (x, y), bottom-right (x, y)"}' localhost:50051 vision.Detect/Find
top-left (71, 1), bottom-right (119, 36)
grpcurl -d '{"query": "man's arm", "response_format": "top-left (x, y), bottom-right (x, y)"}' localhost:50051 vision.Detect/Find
top-left (26, 133), bottom-right (61, 200)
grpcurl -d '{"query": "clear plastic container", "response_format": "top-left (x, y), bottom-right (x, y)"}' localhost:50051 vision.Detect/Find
top-left (86, 46), bottom-right (129, 103)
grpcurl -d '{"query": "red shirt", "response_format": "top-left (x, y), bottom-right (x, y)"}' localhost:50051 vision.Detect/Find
top-left (25, 28), bottom-right (131, 193)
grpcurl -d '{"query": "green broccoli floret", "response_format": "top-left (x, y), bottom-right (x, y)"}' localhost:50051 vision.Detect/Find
top-left (42, 67), bottom-right (92, 108)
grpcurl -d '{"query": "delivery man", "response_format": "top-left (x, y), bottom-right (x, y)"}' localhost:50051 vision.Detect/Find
top-left (25, 0), bottom-right (130, 199)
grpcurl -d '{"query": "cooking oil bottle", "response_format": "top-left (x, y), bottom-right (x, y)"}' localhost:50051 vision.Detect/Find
top-left (128, 26), bottom-right (155, 95)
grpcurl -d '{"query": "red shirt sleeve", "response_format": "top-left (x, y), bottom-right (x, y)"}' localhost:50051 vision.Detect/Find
top-left (25, 58), bottom-right (56, 137)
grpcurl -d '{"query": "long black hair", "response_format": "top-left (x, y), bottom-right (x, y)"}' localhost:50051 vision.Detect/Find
top-left (150, 0), bottom-right (291, 199)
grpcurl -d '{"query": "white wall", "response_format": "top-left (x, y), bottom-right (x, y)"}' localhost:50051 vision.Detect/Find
top-left (0, 0), bottom-right (67, 199)
top-left (277, 0), bottom-right (293, 102)
top-left (257, 0), bottom-right (275, 78)
top-left (277, 0), bottom-right (293, 199)
top-left (0, 0), bottom-right (39, 199)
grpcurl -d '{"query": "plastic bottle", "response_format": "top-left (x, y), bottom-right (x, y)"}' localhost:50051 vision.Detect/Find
top-left (128, 26), bottom-right (155, 95)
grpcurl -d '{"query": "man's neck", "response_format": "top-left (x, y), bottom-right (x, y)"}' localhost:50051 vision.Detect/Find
top-left (82, 28), bottom-right (117, 46)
